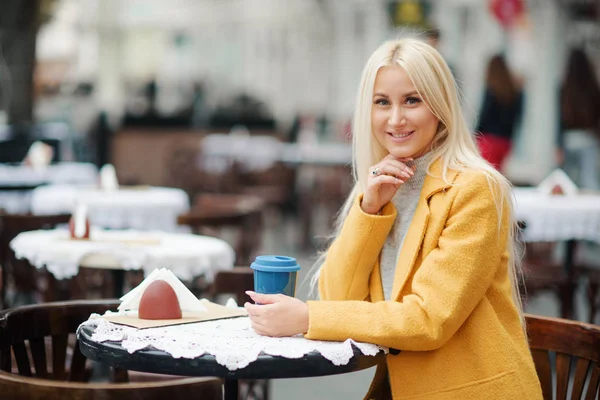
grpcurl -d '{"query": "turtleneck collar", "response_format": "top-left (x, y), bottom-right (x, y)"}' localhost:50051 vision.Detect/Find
top-left (404, 151), bottom-right (435, 190)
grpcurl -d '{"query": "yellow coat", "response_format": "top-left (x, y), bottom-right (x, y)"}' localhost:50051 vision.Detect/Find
top-left (305, 159), bottom-right (542, 399)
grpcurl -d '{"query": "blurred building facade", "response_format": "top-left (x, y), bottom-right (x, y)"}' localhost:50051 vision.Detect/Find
top-left (31, 0), bottom-right (600, 183)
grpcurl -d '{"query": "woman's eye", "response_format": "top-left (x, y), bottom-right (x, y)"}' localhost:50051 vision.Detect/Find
top-left (374, 98), bottom-right (390, 106)
top-left (405, 97), bottom-right (421, 105)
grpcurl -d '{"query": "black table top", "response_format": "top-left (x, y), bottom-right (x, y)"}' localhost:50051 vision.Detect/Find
top-left (78, 324), bottom-right (385, 380)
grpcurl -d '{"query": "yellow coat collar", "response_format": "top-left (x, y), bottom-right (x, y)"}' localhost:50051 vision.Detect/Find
top-left (372, 157), bottom-right (460, 301)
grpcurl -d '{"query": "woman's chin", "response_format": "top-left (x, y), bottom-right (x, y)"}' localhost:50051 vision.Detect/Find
top-left (388, 148), bottom-right (415, 160)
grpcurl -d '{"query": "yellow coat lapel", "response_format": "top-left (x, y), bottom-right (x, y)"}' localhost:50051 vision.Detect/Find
top-left (390, 158), bottom-right (459, 300)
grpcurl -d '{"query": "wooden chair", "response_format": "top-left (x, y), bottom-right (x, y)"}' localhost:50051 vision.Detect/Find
top-left (0, 213), bottom-right (72, 307)
top-left (0, 300), bottom-right (222, 400)
top-left (526, 313), bottom-right (600, 399)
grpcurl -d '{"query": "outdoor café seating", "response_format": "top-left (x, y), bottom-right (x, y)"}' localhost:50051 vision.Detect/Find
top-left (0, 300), bottom-right (222, 400)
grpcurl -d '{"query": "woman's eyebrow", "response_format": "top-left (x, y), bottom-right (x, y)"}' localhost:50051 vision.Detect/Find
top-left (403, 91), bottom-right (419, 97)
top-left (373, 92), bottom-right (389, 97)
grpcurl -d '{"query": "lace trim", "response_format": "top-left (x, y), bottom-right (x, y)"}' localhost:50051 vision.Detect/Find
top-left (78, 312), bottom-right (386, 371)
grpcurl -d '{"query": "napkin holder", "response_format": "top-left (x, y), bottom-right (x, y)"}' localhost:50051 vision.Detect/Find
top-left (537, 169), bottom-right (579, 196)
top-left (23, 141), bottom-right (53, 170)
top-left (69, 204), bottom-right (90, 240)
top-left (105, 268), bottom-right (247, 329)
top-left (99, 163), bottom-right (119, 191)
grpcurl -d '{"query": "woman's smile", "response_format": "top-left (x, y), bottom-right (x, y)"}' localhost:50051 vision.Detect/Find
top-left (371, 65), bottom-right (439, 159)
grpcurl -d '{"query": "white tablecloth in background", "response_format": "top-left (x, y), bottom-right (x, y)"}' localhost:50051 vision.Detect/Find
top-left (0, 162), bottom-right (98, 186)
top-left (10, 228), bottom-right (235, 281)
top-left (30, 185), bottom-right (189, 232)
top-left (513, 187), bottom-right (600, 243)
top-left (0, 162), bottom-right (98, 214)
top-left (199, 134), bottom-right (351, 173)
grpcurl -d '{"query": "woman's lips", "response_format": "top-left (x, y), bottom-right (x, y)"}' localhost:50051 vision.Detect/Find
top-left (387, 130), bottom-right (414, 142)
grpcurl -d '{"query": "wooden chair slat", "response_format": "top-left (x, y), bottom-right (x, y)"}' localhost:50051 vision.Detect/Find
top-left (0, 346), bottom-right (11, 372)
top-left (527, 314), bottom-right (600, 400)
top-left (68, 339), bottom-right (87, 382)
top-left (111, 367), bottom-right (129, 383)
top-left (555, 352), bottom-right (572, 400)
top-left (531, 349), bottom-right (553, 400)
top-left (51, 334), bottom-right (68, 380)
top-left (28, 337), bottom-right (48, 378)
top-left (571, 358), bottom-right (591, 399)
top-left (586, 364), bottom-right (600, 400)
top-left (12, 342), bottom-right (31, 377)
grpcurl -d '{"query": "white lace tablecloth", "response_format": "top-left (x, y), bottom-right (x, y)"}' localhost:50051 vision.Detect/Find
top-left (78, 313), bottom-right (385, 371)
top-left (30, 185), bottom-right (189, 232)
top-left (513, 188), bottom-right (600, 243)
top-left (0, 162), bottom-right (98, 214)
top-left (10, 228), bottom-right (234, 281)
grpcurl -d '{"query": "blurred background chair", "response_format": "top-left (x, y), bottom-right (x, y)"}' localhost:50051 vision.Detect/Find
top-left (178, 193), bottom-right (265, 266)
top-left (0, 213), bottom-right (71, 307)
top-left (526, 313), bottom-right (600, 399)
top-left (519, 221), bottom-right (600, 322)
top-left (0, 300), bottom-right (223, 400)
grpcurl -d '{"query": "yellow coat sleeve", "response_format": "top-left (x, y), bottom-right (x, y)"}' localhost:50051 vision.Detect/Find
top-left (318, 195), bottom-right (396, 301)
top-left (306, 174), bottom-right (510, 351)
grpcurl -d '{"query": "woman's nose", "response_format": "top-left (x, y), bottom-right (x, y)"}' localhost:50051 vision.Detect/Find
top-left (388, 107), bottom-right (406, 127)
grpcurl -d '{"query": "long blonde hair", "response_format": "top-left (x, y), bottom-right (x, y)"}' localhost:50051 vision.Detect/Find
top-left (309, 38), bottom-right (524, 325)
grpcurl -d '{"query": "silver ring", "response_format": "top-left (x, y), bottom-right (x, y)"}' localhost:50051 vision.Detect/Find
top-left (371, 166), bottom-right (381, 176)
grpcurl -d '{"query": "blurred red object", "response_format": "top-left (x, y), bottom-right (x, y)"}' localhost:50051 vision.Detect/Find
top-left (551, 185), bottom-right (565, 196)
top-left (69, 216), bottom-right (90, 240)
top-left (490, 0), bottom-right (524, 28)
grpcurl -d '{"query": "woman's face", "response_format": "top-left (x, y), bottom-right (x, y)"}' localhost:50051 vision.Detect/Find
top-left (371, 65), bottom-right (439, 159)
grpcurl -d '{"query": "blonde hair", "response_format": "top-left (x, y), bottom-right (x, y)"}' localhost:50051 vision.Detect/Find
top-left (309, 38), bottom-right (525, 326)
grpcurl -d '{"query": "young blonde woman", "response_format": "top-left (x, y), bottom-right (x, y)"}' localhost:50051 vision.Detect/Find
top-left (244, 38), bottom-right (543, 399)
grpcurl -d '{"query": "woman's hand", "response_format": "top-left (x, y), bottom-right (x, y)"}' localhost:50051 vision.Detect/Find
top-left (244, 291), bottom-right (309, 337)
top-left (361, 155), bottom-right (415, 214)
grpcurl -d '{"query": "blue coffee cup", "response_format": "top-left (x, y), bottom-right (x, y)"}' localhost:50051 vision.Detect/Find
top-left (250, 255), bottom-right (301, 298)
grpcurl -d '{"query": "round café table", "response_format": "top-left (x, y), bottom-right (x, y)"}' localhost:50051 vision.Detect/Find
top-left (30, 184), bottom-right (189, 232)
top-left (10, 228), bottom-right (235, 298)
top-left (78, 324), bottom-right (385, 400)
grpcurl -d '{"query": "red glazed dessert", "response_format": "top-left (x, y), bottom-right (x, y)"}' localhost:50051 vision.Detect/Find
top-left (69, 216), bottom-right (90, 240)
top-left (139, 280), bottom-right (182, 320)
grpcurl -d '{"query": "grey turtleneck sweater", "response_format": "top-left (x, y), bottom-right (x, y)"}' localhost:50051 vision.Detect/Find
top-left (380, 152), bottom-right (434, 300)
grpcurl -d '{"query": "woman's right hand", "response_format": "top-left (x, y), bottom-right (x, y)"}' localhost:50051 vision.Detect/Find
top-left (361, 155), bottom-right (415, 214)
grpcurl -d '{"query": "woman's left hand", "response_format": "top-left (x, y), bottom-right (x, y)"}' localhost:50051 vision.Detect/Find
top-left (244, 291), bottom-right (309, 337)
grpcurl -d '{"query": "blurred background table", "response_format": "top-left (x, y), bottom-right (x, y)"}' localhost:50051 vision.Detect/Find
top-left (30, 185), bottom-right (189, 232)
top-left (9, 228), bottom-right (235, 299)
top-left (513, 187), bottom-right (600, 244)
top-left (0, 162), bottom-right (98, 213)
top-left (513, 187), bottom-right (600, 320)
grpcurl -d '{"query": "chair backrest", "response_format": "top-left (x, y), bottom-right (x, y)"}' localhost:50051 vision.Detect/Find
top-left (0, 213), bottom-right (72, 306)
top-left (0, 300), bottom-right (222, 400)
top-left (526, 313), bottom-right (600, 399)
